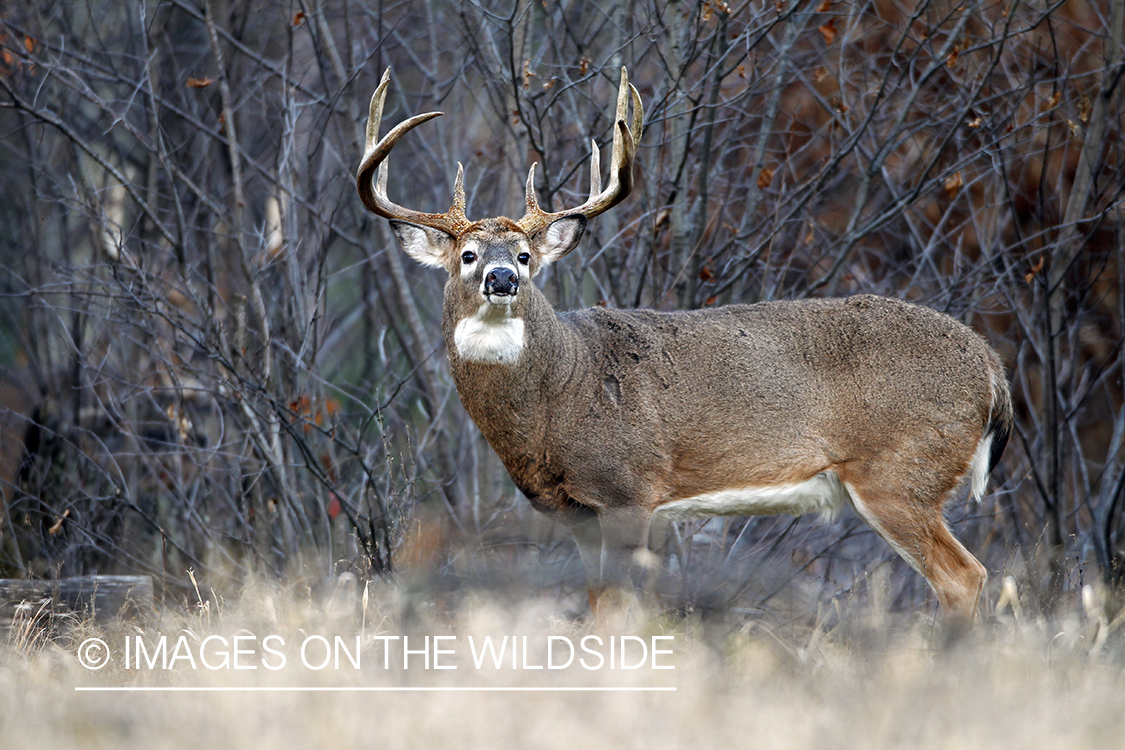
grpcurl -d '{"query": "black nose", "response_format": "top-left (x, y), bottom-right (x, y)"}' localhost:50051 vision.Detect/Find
top-left (485, 267), bottom-right (518, 296)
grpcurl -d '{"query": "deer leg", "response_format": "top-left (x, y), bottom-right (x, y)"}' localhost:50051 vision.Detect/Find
top-left (566, 512), bottom-right (605, 614)
top-left (568, 506), bottom-right (654, 621)
top-left (844, 477), bottom-right (987, 638)
top-left (598, 506), bottom-right (656, 591)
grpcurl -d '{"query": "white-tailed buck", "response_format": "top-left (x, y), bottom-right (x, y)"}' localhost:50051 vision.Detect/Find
top-left (357, 67), bottom-right (1012, 633)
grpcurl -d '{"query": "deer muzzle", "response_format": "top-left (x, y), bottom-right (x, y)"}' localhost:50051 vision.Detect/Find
top-left (484, 266), bottom-right (519, 302)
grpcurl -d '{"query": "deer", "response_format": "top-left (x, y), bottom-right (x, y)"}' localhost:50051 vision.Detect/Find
top-left (356, 67), bottom-right (1012, 635)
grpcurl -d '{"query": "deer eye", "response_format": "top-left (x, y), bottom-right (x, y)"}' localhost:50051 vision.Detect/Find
top-left (517, 252), bottom-right (531, 265)
top-left (461, 250), bottom-right (477, 265)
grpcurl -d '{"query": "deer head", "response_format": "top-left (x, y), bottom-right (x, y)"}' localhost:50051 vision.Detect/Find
top-left (357, 68), bottom-right (642, 362)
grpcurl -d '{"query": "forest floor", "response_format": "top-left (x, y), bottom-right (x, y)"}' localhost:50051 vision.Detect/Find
top-left (2, 578), bottom-right (1123, 749)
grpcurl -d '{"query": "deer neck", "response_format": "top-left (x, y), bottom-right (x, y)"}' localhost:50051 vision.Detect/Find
top-left (441, 282), bottom-right (579, 461)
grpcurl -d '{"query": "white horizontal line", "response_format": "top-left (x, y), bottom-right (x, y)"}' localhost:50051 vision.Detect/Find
top-left (74, 686), bottom-right (676, 693)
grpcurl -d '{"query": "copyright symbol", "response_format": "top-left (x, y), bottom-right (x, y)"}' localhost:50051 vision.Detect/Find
top-left (77, 638), bottom-right (111, 670)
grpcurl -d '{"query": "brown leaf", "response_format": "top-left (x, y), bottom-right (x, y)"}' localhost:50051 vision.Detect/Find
top-left (705, 296), bottom-right (718, 306)
top-left (24, 35), bottom-right (36, 53)
top-left (816, 0), bottom-right (831, 11)
top-left (699, 265), bottom-right (714, 283)
top-left (818, 19), bottom-right (837, 45)
top-left (758, 168), bottom-right (774, 189)
top-left (700, 0), bottom-right (730, 21)
top-left (322, 453), bottom-right (337, 481)
top-left (186, 77), bottom-right (213, 88)
top-left (946, 45), bottom-right (959, 68)
top-left (293, 11), bottom-right (306, 26)
top-left (1047, 90), bottom-right (1061, 108)
top-left (943, 170), bottom-right (963, 199)
top-left (1025, 256), bottom-right (1044, 284)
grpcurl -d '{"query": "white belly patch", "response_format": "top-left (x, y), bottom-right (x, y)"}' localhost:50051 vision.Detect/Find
top-left (654, 471), bottom-right (850, 521)
top-left (454, 315), bottom-right (525, 364)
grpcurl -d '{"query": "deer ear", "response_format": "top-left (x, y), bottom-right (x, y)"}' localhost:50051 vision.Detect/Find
top-left (534, 215), bottom-right (587, 266)
top-left (389, 220), bottom-right (455, 268)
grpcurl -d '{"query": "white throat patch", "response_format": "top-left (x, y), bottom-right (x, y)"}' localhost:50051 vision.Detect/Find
top-left (453, 302), bottom-right (525, 364)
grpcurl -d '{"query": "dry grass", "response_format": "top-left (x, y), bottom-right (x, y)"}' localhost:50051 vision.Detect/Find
top-left (2, 578), bottom-right (1124, 750)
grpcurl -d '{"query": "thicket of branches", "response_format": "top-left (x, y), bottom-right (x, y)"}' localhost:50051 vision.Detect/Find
top-left (0, 0), bottom-right (1122, 620)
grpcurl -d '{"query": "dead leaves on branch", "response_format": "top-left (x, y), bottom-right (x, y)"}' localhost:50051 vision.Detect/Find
top-left (0, 32), bottom-right (37, 76)
top-left (818, 19), bottom-right (837, 45)
top-left (701, 0), bottom-right (731, 23)
top-left (757, 168), bottom-right (774, 190)
top-left (817, 0), bottom-right (836, 44)
top-left (943, 171), bottom-right (963, 199)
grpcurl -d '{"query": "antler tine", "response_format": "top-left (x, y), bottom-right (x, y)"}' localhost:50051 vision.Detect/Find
top-left (356, 67), bottom-right (472, 235)
top-left (630, 81), bottom-right (644, 145)
top-left (365, 68), bottom-right (391, 154)
top-left (516, 66), bottom-right (643, 236)
top-left (524, 162), bottom-right (540, 215)
top-left (453, 163), bottom-right (466, 210)
top-left (609, 67), bottom-right (630, 173)
top-left (588, 139), bottom-right (601, 197)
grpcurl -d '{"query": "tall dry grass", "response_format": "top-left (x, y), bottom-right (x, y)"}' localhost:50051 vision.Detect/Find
top-left (2, 578), bottom-right (1123, 750)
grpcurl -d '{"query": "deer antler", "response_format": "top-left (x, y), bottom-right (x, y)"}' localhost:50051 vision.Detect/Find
top-left (356, 68), bottom-right (472, 236)
top-left (516, 67), bottom-right (643, 236)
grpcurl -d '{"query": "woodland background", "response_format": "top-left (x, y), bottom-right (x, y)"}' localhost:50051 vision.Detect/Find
top-left (0, 0), bottom-right (1122, 625)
